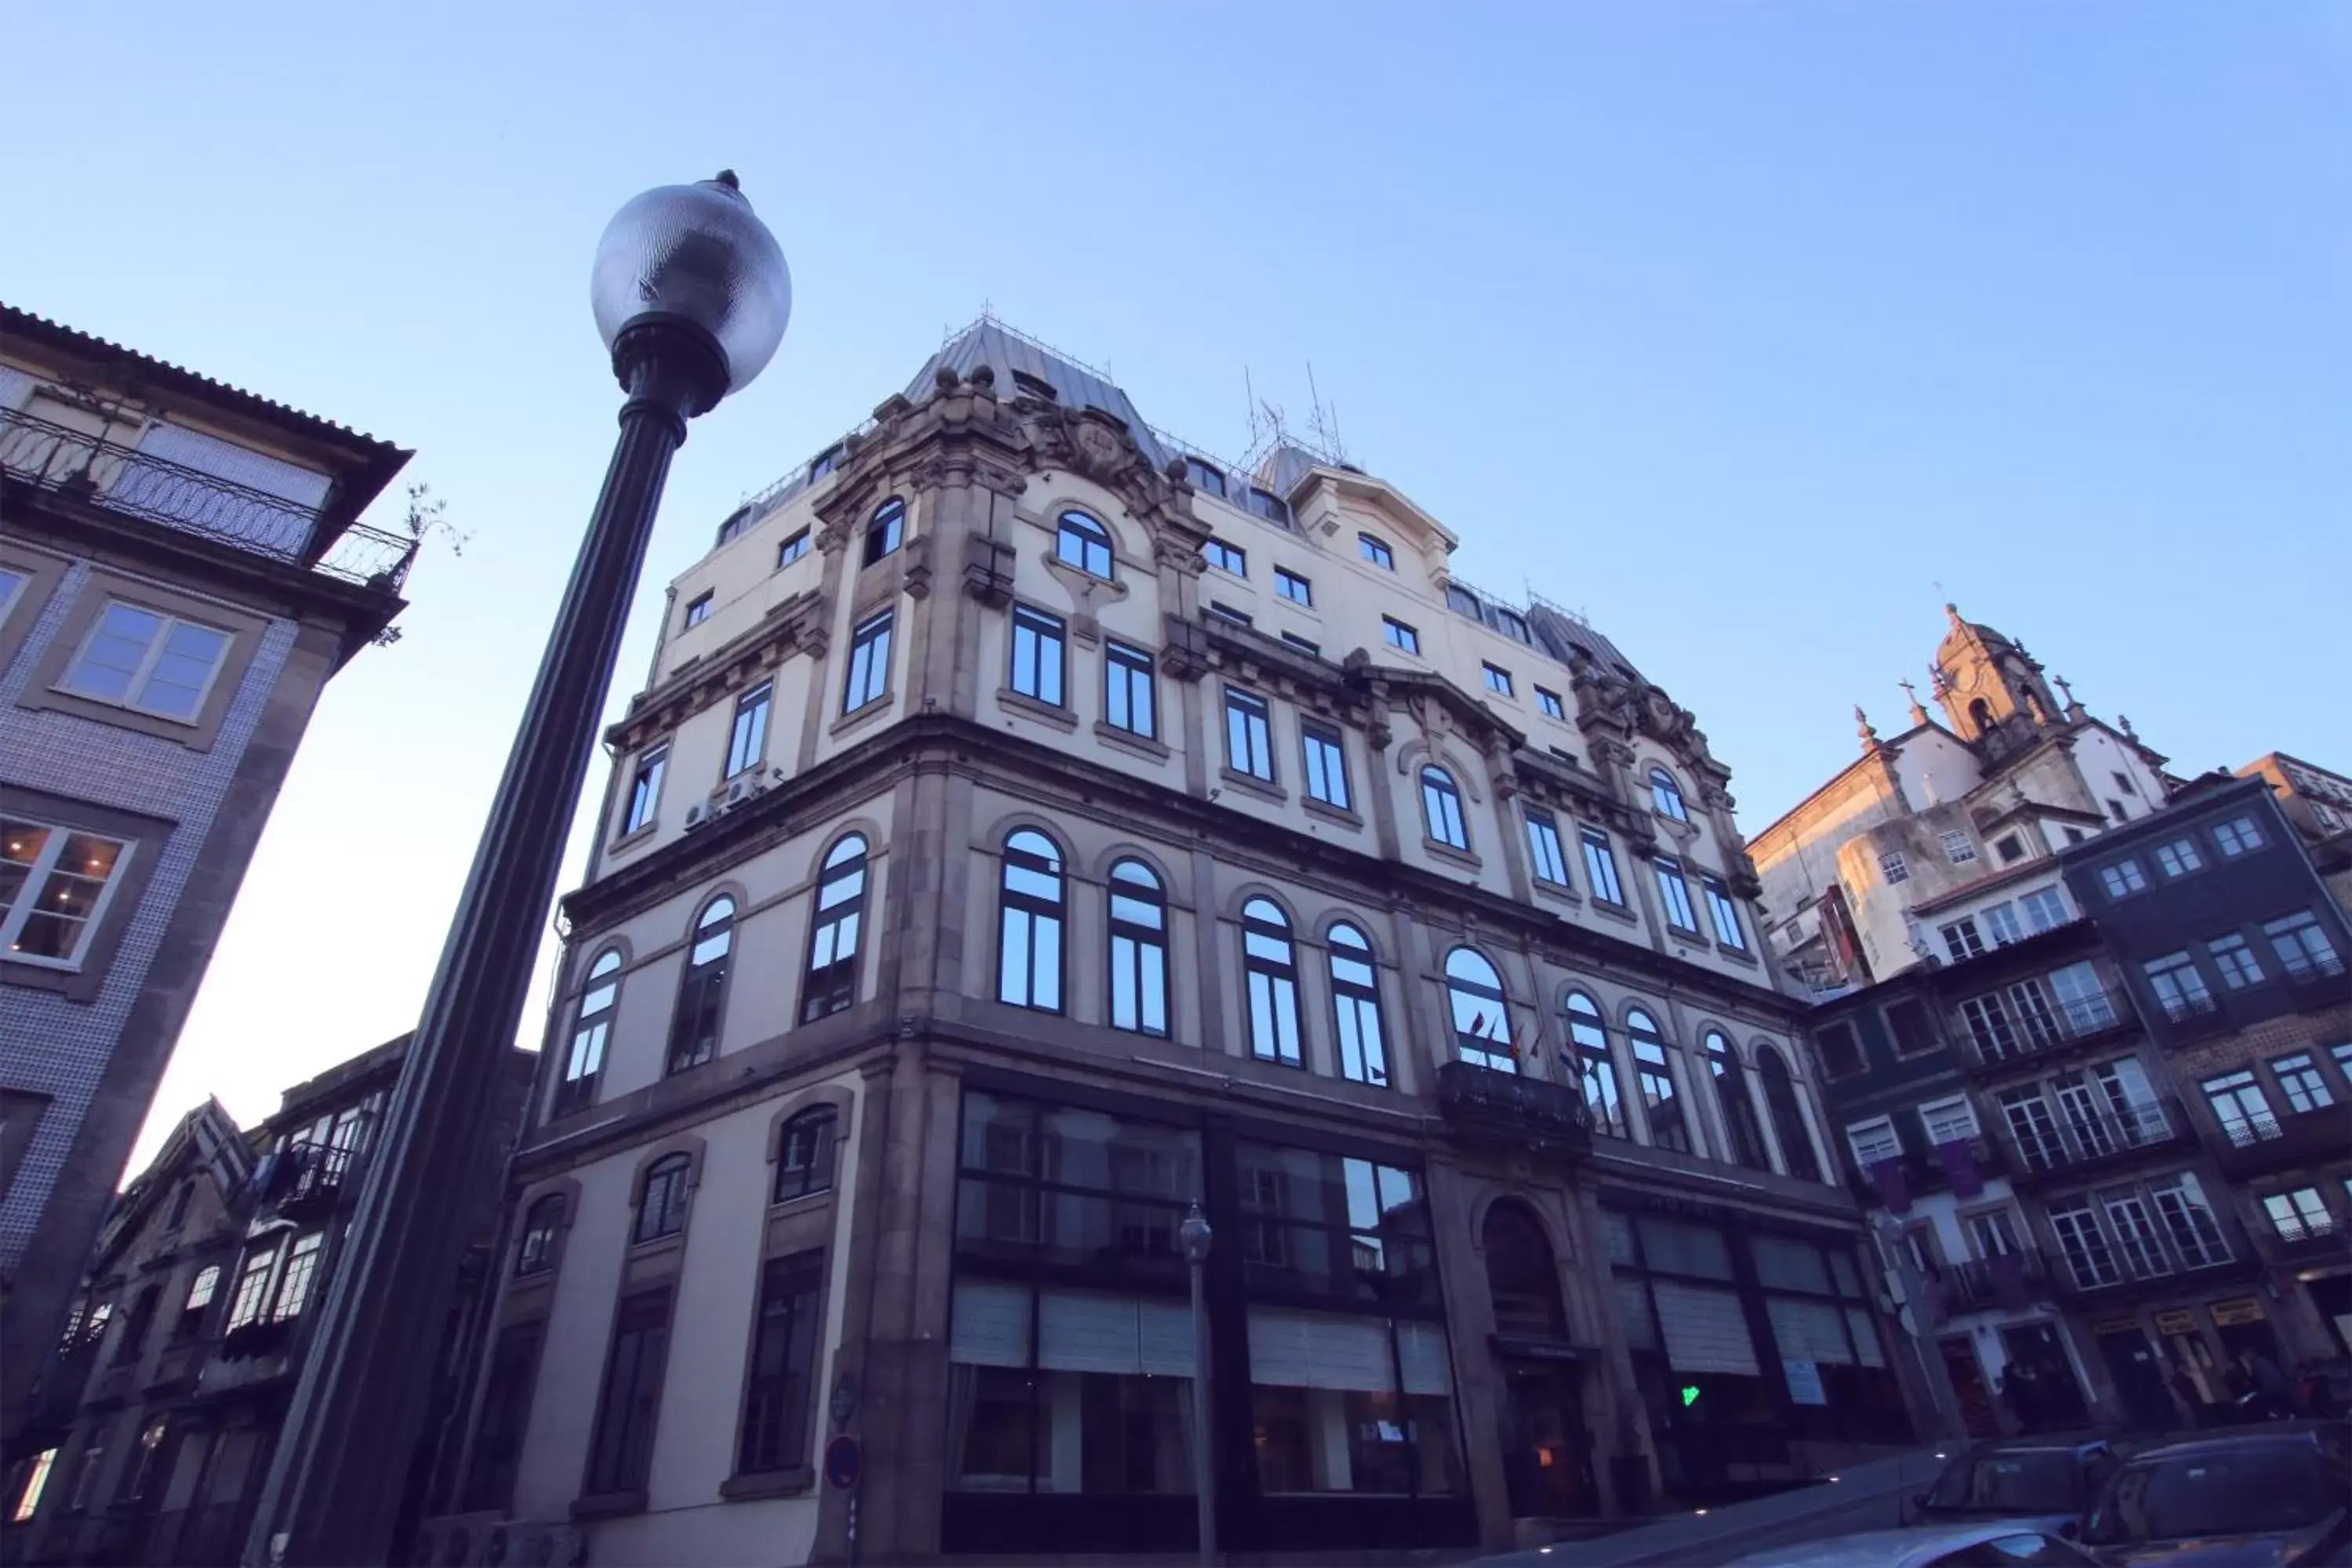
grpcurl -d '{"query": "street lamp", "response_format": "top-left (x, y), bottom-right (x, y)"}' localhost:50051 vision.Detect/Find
top-left (1178, 1203), bottom-right (1214, 1568)
top-left (244, 174), bottom-right (789, 1567)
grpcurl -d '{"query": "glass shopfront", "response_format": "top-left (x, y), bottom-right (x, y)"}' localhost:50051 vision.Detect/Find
top-left (941, 1080), bottom-right (1475, 1555)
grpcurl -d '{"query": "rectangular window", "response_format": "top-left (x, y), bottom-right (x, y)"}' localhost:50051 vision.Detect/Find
top-left (2099, 858), bottom-right (2149, 898)
top-left (1653, 858), bottom-right (1698, 933)
top-left (1940, 829), bottom-right (1977, 864)
top-left (462, 1321), bottom-right (545, 1513)
top-left (1224, 689), bottom-right (1273, 782)
top-left (1482, 662), bottom-right (1514, 697)
top-left (1883, 997), bottom-right (1940, 1056)
top-left (1524, 810), bottom-right (1570, 886)
top-left (1995, 833), bottom-right (2026, 864)
top-left (2153, 837), bottom-right (2205, 877)
top-left (1981, 902), bottom-right (2024, 945)
top-left (737, 1252), bottom-right (825, 1476)
top-left (2207, 934), bottom-right (2263, 989)
top-left (1301, 724), bottom-right (1351, 811)
top-left (1632, 1039), bottom-right (1689, 1152)
top-left (2150, 1173), bottom-right (2230, 1267)
top-left (1358, 533), bottom-right (1396, 569)
top-left (2266, 911), bottom-right (2343, 979)
top-left (2212, 815), bottom-right (2265, 856)
top-left (2270, 1053), bottom-right (2335, 1114)
top-left (62, 600), bottom-right (234, 721)
top-left (2103, 1193), bottom-right (2171, 1279)
top-left (1279, 632), bottom-right (1320, 657)
top-left (2142, 952), bottom-right (2212, 1021)
top-left (1273, 566), bottom-right (1312, 605)
top-left (2048, 1203), bottom-right (2118, 1288)
top-left (1812, 1019), bottom-right (1864, 1077)
top-left (1009, 607), bottom-right (1066, 707)
top-left (1203, 537), bottom-right (1247, 576)
top-left (2020, 887), bottom-right (2071, 931)
top-left (224, 1247), bottom-right (277, 1330)
top-left (1919, 1096), bottom-right (1979, 1143)
top-left (1535, 686), bottom-right (1566, 720)
top-left (270, 1232), bottom-right (324, 1320)
top-left (2201, 1069), bottom-right (2278, 1147)
top-left (842, 612), bottom-right (893, 713)
top-left (622, 746), bottom-right (666, 835)
top-left (1879, 851), bottom-right (1909, 885)
top-left (1701, 877), bottom-right (1748, 951)
top-left (1581, 828), bottom-right (1624, 905)
top-left (11, 1449), bottom-right (53, 1524)
top-left (586, 1289), bottom-right (673, 1496)
top-left (725, 683), bottom-right (771, 778)
top-left (2114, 770), bottom-right (2138, 797)
top-left (1186, 459), bottom-right (1227, 497)
top-left (1846, 1116), bottom-right (1901, 1167)
top-left (1381, 616), bottom-right (1420, 655)
top-left (776, 528), bottom-right (811, 568)
top-left (1105, 642), bottom-right (1156, 739)
top-left (0, 818), bottom-right (134, 970)
top-left (2263, 1189), bottom-right (2334, 1243)
top-left (1207, 601), bottom-right (1251, 629)
top-left (683, 592), bottom-right (713, 629)
top-left (1940, 918), bottom-right (1986, 964)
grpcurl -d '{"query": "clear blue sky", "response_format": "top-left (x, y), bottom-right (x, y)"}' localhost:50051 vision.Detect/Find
top-left (9, 2), bottom-right (2344, 1167)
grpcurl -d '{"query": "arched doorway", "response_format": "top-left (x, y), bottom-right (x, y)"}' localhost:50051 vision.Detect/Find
top-left (1483, 1201), bottom-right (1592, 1519)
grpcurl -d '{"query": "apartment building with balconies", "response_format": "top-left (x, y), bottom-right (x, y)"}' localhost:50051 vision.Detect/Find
top-left (412, 318), bottom-right (1893, 1567)
top-left (0, 305), bottom-right (414, 1426)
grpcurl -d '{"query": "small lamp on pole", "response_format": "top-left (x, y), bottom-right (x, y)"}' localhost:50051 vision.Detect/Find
top-left (1178, 1202), bottom-right (1215, 1568)
top-left (243, 174), bottom-right (788, 1567)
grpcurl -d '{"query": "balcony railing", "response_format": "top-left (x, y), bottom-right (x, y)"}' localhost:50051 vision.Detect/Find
top-left (1955, 987), bottom-right (2137, 1073)
top-left (1845, 1135), bottom-right (2009, 1207)
top-left (0, 405), bottom-right (414, 590)
top-left (1995, 1097), bottom-right (2193, 1188)
top-left (262, 1138), bottom-right (355, 1218)
top-left (2210, 1102), bottom-right (2352, 1178)
top-left (2050, 1243), bottom-right (2259, 1303)
top-left (1434, 1060), bottom-right (1593, 1160)
top-left (1936, 1247), bottom-right (2058, 1314)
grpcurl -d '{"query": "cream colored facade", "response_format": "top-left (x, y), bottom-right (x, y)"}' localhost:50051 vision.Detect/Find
top-left (425, 322), bottom-right (1895, 1567)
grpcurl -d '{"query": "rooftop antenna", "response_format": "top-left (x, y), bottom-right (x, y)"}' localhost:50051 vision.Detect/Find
top-left (1305, 360), bottom-right (1348, 465)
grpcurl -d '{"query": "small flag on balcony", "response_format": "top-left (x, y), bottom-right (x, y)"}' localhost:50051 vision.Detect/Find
top-left (1871, 1156), bottom-right (1911, 1215)
top-left (1936, 1138), bottom-right (1984, 1199)
top-left (1989, 1250), bottom-right (2029, 1311)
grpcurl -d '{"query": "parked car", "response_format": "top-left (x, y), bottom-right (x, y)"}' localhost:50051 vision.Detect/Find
top-left (2077, 1424), bottom-right (2350, 1566)
top-left (1904, 1439), bottom-right (2126, 1534)
top-left (1729, 1519), bottom-right (2098, 1567)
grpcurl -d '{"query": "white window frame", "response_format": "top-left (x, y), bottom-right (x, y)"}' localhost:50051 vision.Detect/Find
top-left (1845, 1116), bottom-right (1900, 1167)
top-left (2020, 886), bottom-right (2071, 932)
top-left (1940, 829), bottom-right (1977, 864)
top-left (1878, 851), bottom-right (1908, 885)
top-left (0, 818), bottom-right (136, 971)
top-left (60, 598), bottom-right (234, 721)
top-left (1918, 1095), bottom-right (1980, 1144)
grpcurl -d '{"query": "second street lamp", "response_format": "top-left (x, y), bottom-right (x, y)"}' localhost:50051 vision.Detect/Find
top-left (243, 172), bottom-right (789, 1567)
top-left (1179, 1202), bottom-right (1215, 1568)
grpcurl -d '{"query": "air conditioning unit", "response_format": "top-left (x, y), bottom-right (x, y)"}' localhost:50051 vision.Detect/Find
top-left (682, 803), bottom-right (710, 831)
top-left (720, 779), bottom-right (756, 812)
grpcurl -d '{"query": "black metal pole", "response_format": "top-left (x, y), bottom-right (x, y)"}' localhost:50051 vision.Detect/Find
top-left (245, 322), bottom-right (727, 1567)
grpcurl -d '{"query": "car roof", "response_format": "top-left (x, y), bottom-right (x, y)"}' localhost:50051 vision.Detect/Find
top-left (1732, 1520), bottom-right (2060, 1567)
top-left (2130, 1425), bottom-right (2343, 1462)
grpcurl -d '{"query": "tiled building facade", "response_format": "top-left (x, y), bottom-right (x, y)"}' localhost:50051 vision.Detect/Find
top-left (0, 306), bottom-right (411, 1428)
top-left (415, 321), bottom-right (1903, 1566)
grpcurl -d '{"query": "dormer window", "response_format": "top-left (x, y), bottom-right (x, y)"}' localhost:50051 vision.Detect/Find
top-left (1446, 584), bottom-right (1483, 619)
top-left (1184, 458), bottom-right (1226, 497)
top-left (714, 506), bottom-right (755, 547)
top-left (1496, 609), bottom-right (1532, 644)
top-left (1359, 533), bottom-right (1396, 570)
top-left (1011, 370), bottom-right (1058, 401)
top-left (1055, 511), bottom-right (1114, 579)
top-left (1246, 488), bottom-right (1290, 526)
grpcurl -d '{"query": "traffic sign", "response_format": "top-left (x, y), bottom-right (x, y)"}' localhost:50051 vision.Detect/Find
top-left (824, 1433), bottom-right (862, 1490)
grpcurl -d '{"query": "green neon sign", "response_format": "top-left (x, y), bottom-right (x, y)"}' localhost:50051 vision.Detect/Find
top-left (1680, 1385), bottom-right (1701, 1407)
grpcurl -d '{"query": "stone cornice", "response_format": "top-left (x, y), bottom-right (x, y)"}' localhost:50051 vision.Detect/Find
top-left (604, 589), bottom-right (830, 755)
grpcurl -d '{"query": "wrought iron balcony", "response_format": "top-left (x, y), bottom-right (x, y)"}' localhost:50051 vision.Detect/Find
top-left (0, 405), bottom-right (414, 590)
top-left (263, 1138), bottom-right (355, 1219)
top-left (2049, 1244), bottom-right (2261, 1305)
top-left (1845, 1135), bottom-right (2009, 1207)
top-left (1994, 1096), bottom-right (2195, 1189)
top-left (1936, 1247), bottom-right (2058, 1314)
top-left (1955, 986), bottom-right (2138, 1075)
top-left (2210, 1102), bottom-right (2352, 1180)
top-left (1434, 1060), bottom-right (1593, 1160)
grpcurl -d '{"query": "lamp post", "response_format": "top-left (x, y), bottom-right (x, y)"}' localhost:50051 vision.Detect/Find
top-left (1178, 1202), bottom-right (1215, 1568)
top-left (243, 173), bottom-right (789, 1567)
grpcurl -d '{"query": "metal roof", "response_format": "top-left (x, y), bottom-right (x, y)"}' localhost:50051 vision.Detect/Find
top-left (908, 318), bottom-right (1174, 471)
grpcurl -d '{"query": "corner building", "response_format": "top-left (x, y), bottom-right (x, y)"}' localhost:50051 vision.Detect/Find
top-left (427, 321), bottom-right (1897, 1566)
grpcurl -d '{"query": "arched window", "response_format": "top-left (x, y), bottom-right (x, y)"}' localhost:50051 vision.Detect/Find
top-left (1240, 898), bottom-right (1301, 1065)
top-left (998, 830), bottom-right (1065, 1012)
top-left (862, 498), bottom-right (906, 566)
top-left (803, 837), bottom-right (868, 1022)
top-left (666, 899), bottom-right (735, 1075)
top-left (1107, 858), bottom-right (1168, 1036)
top-left (1445, 949), bottom-right (1515, 1073)
top-left (1421, 766), bottom-right (1469, 850)
top-left (1565, 991), bottom-right (1627, 1138)
top-left (1627, 1008), bottom-right (1688, 1152)
top-left (1650, 768), bottom-right (1689, 822)
top-left (1327, 923), bottom-right (1388, 1087)
top-left (635, 1155), bottom-right (691, 1243)
top-left (1055, 510), bottom-right (1114, 579)
top-left (516, 1195), bottom-right (564, 1276)
top-left (1968, 697), bottom-right (1994, 734)
top-left (1483, 1200), bottom-right (1566, 1338)
top-left (556, 950), bottom-right (622, 1115)
top-left (1705, 1031), bottom-right (1766, 1170)
top-left (774, 1108), bottom-right (838, 1202)
top-left (1757, 1047), bottom-right (1822, 1182)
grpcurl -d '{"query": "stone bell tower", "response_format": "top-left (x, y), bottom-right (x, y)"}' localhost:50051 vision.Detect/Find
top-left (1930, 602), bottom-right (2063, 758)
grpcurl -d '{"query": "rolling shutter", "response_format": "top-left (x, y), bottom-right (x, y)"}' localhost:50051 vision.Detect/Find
top-left (1766, 1297), bottom-right (1854, 1365)
top-left (1845, 1307), bottom-right (1886, 1367)
top-left (1247, 1308), bottom-right (1393, 1392)
top-left (949, 1279), bottom-right (1029, 1367)
top-left (1650, 1280), bottom-right (1759, 1375)
top-left (1617, 1279), bottom-right (1659, 1350)
top-left (1395, 1321), bottom-right (1454, 1396)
